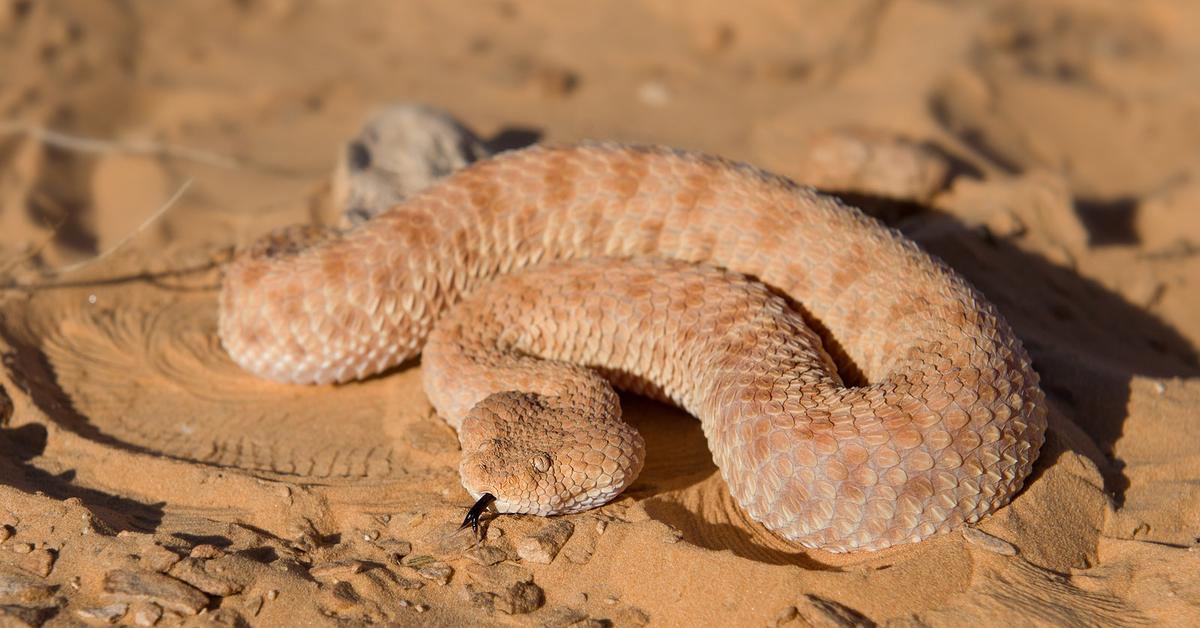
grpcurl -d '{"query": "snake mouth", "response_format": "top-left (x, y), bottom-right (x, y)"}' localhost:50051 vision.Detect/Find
top-left (458, 492), bottom-right (496, 536)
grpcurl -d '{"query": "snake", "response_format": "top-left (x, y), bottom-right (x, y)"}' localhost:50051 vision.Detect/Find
top-left (218, 142), bottom-right (1047, 552)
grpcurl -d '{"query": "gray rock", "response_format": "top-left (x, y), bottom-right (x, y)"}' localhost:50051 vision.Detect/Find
top-left (101, 569), bottom-right (208, 615)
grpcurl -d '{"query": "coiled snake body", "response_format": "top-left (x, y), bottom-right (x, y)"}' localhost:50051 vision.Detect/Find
top-left (219, 143), bottom-right (1046, 552)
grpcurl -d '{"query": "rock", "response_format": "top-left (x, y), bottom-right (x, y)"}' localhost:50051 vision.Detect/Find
top-left (167, 558), bottom-right (242, 596)
top-left (75, 603), bottom-right (128, 624)
top-left (496, 580), bottom-right (544, 615)
top-left (516, 520), bottom-right (575, 564)
top-left (318, 581), bottom-right (359, 612)
top-left (18, 548), bottom-right (55, 577)
top-left (0, 385), bottom-right (12, 425)
top-left (0, 604), bottom-right (54, 627)
top-left (465, 544), bottom-right (509, 566)
top-left (129, 601), bottom-right (162, 626)
top-left (962, 527), bottom-right (1019, 556)
top-left (243, 594), bottom-right (263, 617)
top-left (333, 104), bottom-right (492, 226)
top-left (404, 555), bottom-right (454, 585)
top-left (139, 544), bottom-right (181, 573)
top-left (460, 584), bottom-right (496, 613)
top-left (538, 606), bottom-right (591, 627)
top-left (101, 569), bottom-right (209, 615)
top-left (188, 544), bottom-right (224, 560)
top-left (0, 568), bottom-right (56, 604)
top-left (309, 560), bottom-right (367, 581)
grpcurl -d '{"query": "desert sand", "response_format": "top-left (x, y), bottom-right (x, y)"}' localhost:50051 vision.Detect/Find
top-left (0, 1), bottom-right (1198, 626)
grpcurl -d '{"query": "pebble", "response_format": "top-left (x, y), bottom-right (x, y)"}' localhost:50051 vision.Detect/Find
top-left (9, 543), bottom-right (31, 554)
top-left (138, 544), bottom-right (181, 573)
top-left (168, 557), bottom-right (243, 596)
top-left (791, 127), bottom-right (951, 203)
top-left (188, 544), bottom-right (223, 559)
top-left (404, 555), bottom-right (454, 585)
top-left (0, 568), bottom-right (56, 603)
top-left (101, 569), bottom-right (209, 615)
top-left (243, 595), bottom-right (263, 617)
top-left (0, 526), bottom-right (12, 543)
top-left (496, 580), bottom-right (544, 615)
top-left (466, 544), bottom-right (509, 566)
top-left (129, 601), bottom-right (162, 626)
top-left (309, 560), bottom-right (367, 581)
top-left (265, 589), bottom-right (278, 600)
top-left (20, 548), bottom-right (55, 577)
top-left (516, 520), bottom-right (574, 564)
top-left (75, 603), bottom-right (128, 624)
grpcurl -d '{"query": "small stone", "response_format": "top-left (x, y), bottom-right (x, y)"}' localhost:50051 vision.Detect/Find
top-left (962, 527), bottom-right (1018, 556)
top-left (516, 520), bottom-right (574, 564)
top-left (414, 604), bottom-right (429, 613)
top-left (319, 581), bottom-right (358, 611)
top-left (496, 580), bottom-right (544, 615)
top-left (309, 560), bottom-right (367, 581)
top-left (0, 568), bottom-right (56, 603)
top-left (75, 603), bottom-right (128, 624)
top-left (616, 606), bottom-right (651, 626)
top-left (244, 595), bottom-right (263, 617)
top-left (129, 601), bottom-right (162, 626)
top-left (594, 520), bottom-right (608, 535)
top-left (168, 558), bottom-right (243, 596)
top-left (466, 544), bottom-right (509, 566)
top-left (265, 589), bottom-right (279, 601)
top-left (540, 606), bottom-right (592, 628)
top-left (9, 543), bottom-right (31, 554)
top-left (101, 569), bottom-right (209, 615)
top-left (189, 544), bottom-right (223, 559)
top-left (375, 538), bottom-right (412, 563)
top-left (405, 555), bottom-right (453, 585)
top-left (0, 526), bottom-right (12, 543)
top-left (139, 544), bottom-right (181, 573)
top-left (398, 599), bottom-right (410, 608)
top-left (19, 549), bottom-right (55, 577)
top-left (461, 584), bottom-right (497, 612)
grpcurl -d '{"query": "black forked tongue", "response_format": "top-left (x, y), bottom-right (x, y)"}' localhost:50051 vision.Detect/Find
top-left (458, 493), bottom-right (496, 536)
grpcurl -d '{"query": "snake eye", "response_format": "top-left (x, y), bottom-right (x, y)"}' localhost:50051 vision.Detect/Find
top-left (530, 453), bottom-right (552, 473)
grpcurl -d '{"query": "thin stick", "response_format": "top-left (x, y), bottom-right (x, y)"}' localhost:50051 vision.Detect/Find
top-left (0, 121), bottom-right (244, 170)
top-left (51, 178), bottom-right (194, 276)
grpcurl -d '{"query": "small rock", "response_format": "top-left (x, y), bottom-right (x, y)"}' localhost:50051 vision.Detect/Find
top-left (962, 527), bottom-right (1018, 556)
top-left (461, 584), bottom-right (497, 612)
top-left (516, 520), bottom-right (574, 564)
top-left (427, 522), bottom-right (479, 555)
top-left (189, 544), bottom-right (223, 559)
top-left (19, 549), bottom-right (55, 577)
top-left (319, 581), bottom-right (359, 611)
top-left (309, 560), bottom-right (367, 581)
top-left (75, 603), bottom-right (128, 624)
top-left (466, 544), bottom-right (509, 566)
top-left (101, 569), bottom-right (209, 615)
top-left (539, 606), bottom-right (591, 628)
top-left (404, 555), bottom-right (453, 585)
top-left (0, 604), bottom-right (53, 627)
top-left (265, 589), bottom-right (278, 601)
top-left (374, 538), bottom-right (412, 563)
top-left (168, 558), bottom-right (243, 596)
top-left (414, 603), bottom-right (430, 613)
top-left (496, 580), bottom-right (544, 615)
top-left (616, 605), bottom-right (651, 626)
top-left (129, 601), bottom-right (162, 626)
top-left (333, 104), bottom-right (491, 226)
top-left (594, 520), bottom-right (608, 535)
top-left (139, 544), bottom-right (181, 573)
top-left (792, 127), bottom-right (951, 203)
top-left (9, 543), bottom-right (31, 554)
top-left (0, 526), bottom-right (12, 543)
top-left (243, 595), bottom-right (263, 617)
top-left (0, 568), bottom-right (56, 604)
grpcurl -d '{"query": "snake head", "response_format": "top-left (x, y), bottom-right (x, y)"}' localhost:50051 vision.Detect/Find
top-left (457, 391), bottom-right (646, 517)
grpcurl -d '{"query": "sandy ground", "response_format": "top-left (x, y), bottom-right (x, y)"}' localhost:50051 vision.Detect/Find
top-left (0, 0), bottom-right (1198, 625)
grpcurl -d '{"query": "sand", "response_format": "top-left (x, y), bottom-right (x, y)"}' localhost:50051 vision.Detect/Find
top-left (0, 0), bottom-right (1198, 625)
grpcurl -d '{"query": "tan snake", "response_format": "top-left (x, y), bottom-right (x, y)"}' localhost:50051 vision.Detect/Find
top-left (219, 143), bottom-right (1046, 552)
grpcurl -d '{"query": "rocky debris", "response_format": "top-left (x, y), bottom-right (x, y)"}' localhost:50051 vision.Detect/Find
top-left (403, 555), bottom-right (453, 585)
top-left (373, 538), bottom-right (412, 563)
top-left (188, 544), bottom-right (224, 560)
top-left (309, 559), bottom-right (367, 581)
top-left (460, 583), bottom-right (496, 613)
top-left (101, 569), bottom-right (208, 615)
top-left (19, 548), bottom-right (55, 577)
top-left (167, 558), bottom-right (243, 596)
top-left (75, 603), bottom-right (127, 624)
top-left (465, 544), bottom-right (509, 566)
top-left (242, 594), bottom-right (263, 617)
top-left (138, 544), bottom-right (181, 573)
top-left (791, 128), bottom-right (951, 204)
top-left (0, 567), bottom-right (56, 604)
top-left (962, 527), bottom-right (1019, 556)
top-left (496, 580), bottom-right (544, 615)
top-left (128, 601), bottom-right (162, 626)
top-left (516, 520), bottom-right (575, 564)
top-left (333, 103), bottom-right (492, 226)
top-left (0, 603), bottom-right (54, 627)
